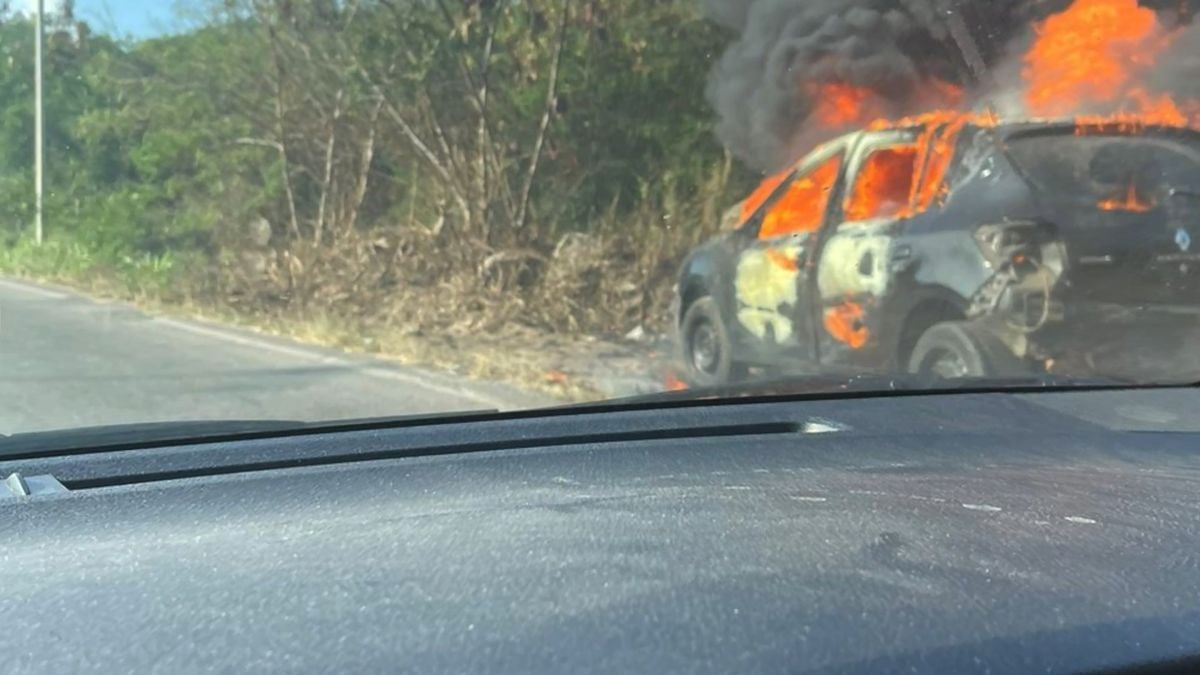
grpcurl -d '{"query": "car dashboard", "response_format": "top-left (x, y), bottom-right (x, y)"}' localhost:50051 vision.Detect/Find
top-left (3, 386), bottom-right (1200, 674)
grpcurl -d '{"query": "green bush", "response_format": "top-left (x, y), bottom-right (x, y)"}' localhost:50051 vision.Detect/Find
top-left (0, 2), bottom-right (754, 336)
top-left (0, 234), bottom-right (179, 297)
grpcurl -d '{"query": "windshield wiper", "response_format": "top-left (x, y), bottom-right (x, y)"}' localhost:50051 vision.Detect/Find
top-left (0, 410), bottom-right (497, 459)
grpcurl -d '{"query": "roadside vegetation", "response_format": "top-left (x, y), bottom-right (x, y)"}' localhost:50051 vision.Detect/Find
top-left (0, 0), bottom-right (756, 395)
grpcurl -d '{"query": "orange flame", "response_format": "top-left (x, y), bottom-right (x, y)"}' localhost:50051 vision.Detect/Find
top-left (812, 83), bottom-right (890, 128)
top-left (739, 112), bottom-right (997, 230)
top-left (764, 247), bottom-right (800, 271)
top-left (1074, 97), bottom-right (1191, 131)
top-left (740, 170), bottom-right (790, 223)
top-left (544, 370), bottom-right (570, 385)
top-left (810, 80), bottom-right (963, 131)
top-left (758, 156), bottom-right (842, 239)
top-left (664, 372), bottom-right (689, 392)
top-left (1023, 0), bottom-right (1200, 127)
top-left (1098, 182), bottom-right (1155, 212)
top-left (735, 0), bottom-right (1200, 232)
top-left (911, 114), bottom-right (995, 211)
top-left (824, 302), bottom-right (870, 349)
top-left (844, 146), bottom-right (918, 222)
top-left (1024, 0), bottom-right (1167, 117)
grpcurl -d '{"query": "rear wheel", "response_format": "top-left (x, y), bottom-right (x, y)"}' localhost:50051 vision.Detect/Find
top-left (680, 297), bottom-right (746, 387)
top-left (907, 321), bottom-right (1024, 379)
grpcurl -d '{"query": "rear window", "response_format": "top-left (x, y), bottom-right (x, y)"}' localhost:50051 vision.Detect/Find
top-left (1006, 133), bottom-right (1200, 212)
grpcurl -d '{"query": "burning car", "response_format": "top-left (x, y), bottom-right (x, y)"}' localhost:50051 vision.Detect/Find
top-left (673, 116), bottom-right (1200, 386)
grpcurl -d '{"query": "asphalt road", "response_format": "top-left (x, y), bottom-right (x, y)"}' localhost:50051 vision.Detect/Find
top-left (0, 279), bottom-right (553, 435)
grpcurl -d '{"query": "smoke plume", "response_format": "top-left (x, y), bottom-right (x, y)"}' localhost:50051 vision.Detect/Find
top-left (704, 0), bottom-right (1197, 173)
top-left (1151, 18), bottom-right (1200, 100)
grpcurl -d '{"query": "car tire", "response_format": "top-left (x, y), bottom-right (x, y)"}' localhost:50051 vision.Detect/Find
top-left (680, 296), bottom-right (745, 387)
top-left (907, 321), bottom-right (1024, 379)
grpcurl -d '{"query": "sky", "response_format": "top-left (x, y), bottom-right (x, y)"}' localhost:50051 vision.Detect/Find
top-left (24, 0), bottom-right (175, 39)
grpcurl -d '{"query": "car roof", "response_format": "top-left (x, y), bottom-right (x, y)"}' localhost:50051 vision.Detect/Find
top-left (780, 119), bottom-right (1200, 182)
top-left (857, 118), bottom-right (1200, 141)
top-left (986, 120), bottom-right (1200, 143)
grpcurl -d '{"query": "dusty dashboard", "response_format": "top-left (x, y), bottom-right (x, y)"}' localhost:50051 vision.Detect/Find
top-left (2, 387), bottom-right (1200, 674)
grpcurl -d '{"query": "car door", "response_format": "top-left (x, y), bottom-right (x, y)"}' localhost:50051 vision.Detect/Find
top-left (730, 141), bottom-right (848, 365)
top-left (813, 130), bottom-right (921, 367)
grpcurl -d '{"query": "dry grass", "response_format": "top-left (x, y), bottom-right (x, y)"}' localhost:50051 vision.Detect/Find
top-left (141, 297), bottom-right (606, 402)
top-left (2, 164), bottom-right (736, 401)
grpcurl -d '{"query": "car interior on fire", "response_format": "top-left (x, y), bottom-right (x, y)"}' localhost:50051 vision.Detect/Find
top-left (6, 0), bottom-right (1200, 674)
top-left (846, 145), bottom-right (919, 221)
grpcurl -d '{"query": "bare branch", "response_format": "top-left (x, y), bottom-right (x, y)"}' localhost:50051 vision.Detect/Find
top-left (233, 137), bottom-right (284, 151)
top-left (476, 12), bottom-right (498, 240)
top-left (515, 0), bottom-right (570, 231)
top-left (337, 38), bottom-right (450, 184)
top-left (420, 92), bottom-right (468, 203)
top-left (314, 88), bottom-right (344, 246)
top-left (343, 95), bottom-right (384, 237)
top-left (379, 94), bottom-right (471, 224)
top-left (267, 25), bottom-right (302, 244)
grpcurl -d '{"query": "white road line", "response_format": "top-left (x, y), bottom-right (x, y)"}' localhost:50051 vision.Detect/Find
top-left (155, 317), bottom-right (347, 364)
top-left (154, 317), bottom-right (509, 409)
top-left (0, 279), bottom-right (68, 300)
top-left (0, 275), bottom-right (521, 410)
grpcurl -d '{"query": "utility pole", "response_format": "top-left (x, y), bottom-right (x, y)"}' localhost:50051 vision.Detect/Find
top-left (939, 0), bottom-right (988, 85)
top-left (34, 0), bottom-right (45, 245)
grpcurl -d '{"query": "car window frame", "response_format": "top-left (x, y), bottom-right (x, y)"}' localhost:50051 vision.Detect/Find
top-left (739, 137), bottom-right (851, 240)
top-left (831, 129), bottom-right (923, 229)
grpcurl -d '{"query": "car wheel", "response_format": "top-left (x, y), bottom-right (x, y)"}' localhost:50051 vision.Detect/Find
top-left (907, 321), bottom-right (1024, 379)
top-left (680, 297), bottom-right (745, 387)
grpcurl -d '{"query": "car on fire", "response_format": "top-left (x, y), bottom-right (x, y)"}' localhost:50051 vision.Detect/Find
top-left (673, 117), bottom-right (1200, 386)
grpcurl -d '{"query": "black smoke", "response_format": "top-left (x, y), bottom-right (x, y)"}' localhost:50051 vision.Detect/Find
top-left (701, 0), bottom-right (1200, 173)
top-left (1151, 8), bottom-right (1200, 100)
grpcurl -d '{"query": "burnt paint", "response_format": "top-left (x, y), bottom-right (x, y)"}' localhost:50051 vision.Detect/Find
top-left (679, 141), bottom-right (858, 369)
top-left (813, 127), bottom-right (1046, 373)
top-left (679, 230), bottom-right (799, 362)
top-left (676, 122), bottom-right (1200, 379)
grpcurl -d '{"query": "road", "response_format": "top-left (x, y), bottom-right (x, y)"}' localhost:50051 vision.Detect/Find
top-left (0, 279), bottom-right (554, 435)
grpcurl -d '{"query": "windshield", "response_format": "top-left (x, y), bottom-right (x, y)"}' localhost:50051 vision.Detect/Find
top-left (1, 0), bottom-right (1199, 439)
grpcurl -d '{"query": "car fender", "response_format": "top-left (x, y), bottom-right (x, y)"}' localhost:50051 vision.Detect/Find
top-left (677, 236), bottom-right (738, 324)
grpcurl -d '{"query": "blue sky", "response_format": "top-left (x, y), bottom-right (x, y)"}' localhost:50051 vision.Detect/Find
top-left (75, 0), bottom-right (175, 38)
top-left (24, 0), bottom-right (175, 39)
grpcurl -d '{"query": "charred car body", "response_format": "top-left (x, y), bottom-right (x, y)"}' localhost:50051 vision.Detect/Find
top-left (674, 118), bottom-right (1200, 386)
